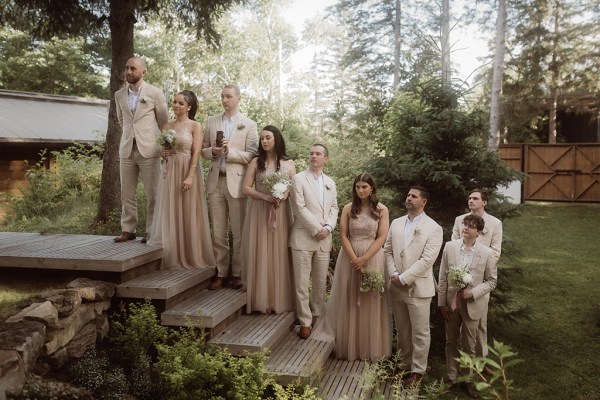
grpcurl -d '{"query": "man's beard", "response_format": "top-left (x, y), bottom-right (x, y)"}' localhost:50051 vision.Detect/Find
top-left (126, 75), bottom-right (141, 84)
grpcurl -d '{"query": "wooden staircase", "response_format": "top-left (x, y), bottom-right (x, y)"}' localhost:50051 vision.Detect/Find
top-left (0, 232), bottom-right (390, 398)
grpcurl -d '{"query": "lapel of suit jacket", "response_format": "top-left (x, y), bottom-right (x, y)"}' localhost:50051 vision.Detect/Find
top-left (404, 213), bottom-right (426, 249)
top-left (120, 88), bottom-right (134, 119)
top-left (304, 170), bottom-right (323, 212)
top-left (132, 84), bottom-right (148, 122)
top-left (452, 240), bottom-right (461, 267)
top-left (397, 216), bottom-right (407, 251)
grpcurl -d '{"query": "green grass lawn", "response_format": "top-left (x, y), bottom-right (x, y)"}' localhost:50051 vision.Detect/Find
top-left (431, 202), bottom-right (600, 400)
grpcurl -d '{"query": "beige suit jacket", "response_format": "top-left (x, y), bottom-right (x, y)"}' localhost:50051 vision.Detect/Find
top-left (384, 213), bottom-right (443, 298)
top-left (437, 240), bottom-right (497, 320)
top-left (115, 82), bottom-right (169, 158)
top-left (288, 170), bottom-right (339, 251)
top-left (201, 113), bottom-right (258, 198)
top-left (452, 212), bottom-right (502, 262)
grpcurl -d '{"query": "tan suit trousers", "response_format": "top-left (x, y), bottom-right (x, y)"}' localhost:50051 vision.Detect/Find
top-left (390, 285), bottom-right (432, 375)
top-left (445, 298), bottom-right (479, 381)
top-left (119, 143), bottom-right (160, 235)
top-left (209, 176), bottom-right (246, 278)
top-left (291, 248), bottom-right (329, 327)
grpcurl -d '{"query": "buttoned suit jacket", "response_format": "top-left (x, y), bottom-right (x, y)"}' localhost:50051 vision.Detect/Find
top-left (288, 169), bottom-right (339, 252)
top-left (452, 212), bottom-right (502, 262)
top-left (437, 240), bottom-right (497, 320)
top-left (201, 113), bottom-right (258, 198)
top-left (115, 83), bottom-right (169, 159)
top-left (384, 213), bottom-right (443, 298)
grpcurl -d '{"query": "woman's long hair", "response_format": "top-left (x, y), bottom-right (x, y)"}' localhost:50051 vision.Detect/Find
top-left (350, 172), bottom-right (381, 220)
top-left (178, 90), bottom-right (198, 120)
top-left (257, 125), bottom-right (289, 172)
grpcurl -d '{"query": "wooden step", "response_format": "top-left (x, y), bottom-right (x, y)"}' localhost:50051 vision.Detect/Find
top-left (115, 267), bottom-right (216, 308)
top-left (265, 330), bottom-right (334, 386)
top-left (160, 288), bottom-right (246, 330)
top-left (208, 312), bottom-right (294, 356)
top-left (319, 358), bottom-right (367, 400)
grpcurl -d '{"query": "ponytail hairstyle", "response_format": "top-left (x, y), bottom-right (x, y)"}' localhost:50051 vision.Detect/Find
top-left (178, 90), bottom-right (198, 120)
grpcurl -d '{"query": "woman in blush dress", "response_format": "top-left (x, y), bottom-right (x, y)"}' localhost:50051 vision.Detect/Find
top-left (149, 90), bottom-right (215, 269)
top-left (312, 173), bottom-right (391, 361)
top-left (241, 125), bottom-right (296, 314)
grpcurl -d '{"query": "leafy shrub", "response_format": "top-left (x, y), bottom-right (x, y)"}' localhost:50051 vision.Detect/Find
top-left (156, 325), bottom-right (271, 400)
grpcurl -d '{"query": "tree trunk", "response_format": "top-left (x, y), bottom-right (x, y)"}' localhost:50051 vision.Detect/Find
top-left (93, 0), bottom-right (135, 226)
top-left (548, 0), bottom-right (561, 144)
top-left (441, 0), bottom-right (451, 85)
top-left (488, 0), bottom-right (507, 150)
top-left (393, 0), bottom-right (401, 91)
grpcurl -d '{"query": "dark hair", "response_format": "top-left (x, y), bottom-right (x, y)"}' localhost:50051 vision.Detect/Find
top-left (257, 125), bottom-right (289, 172)
top-left (410, 185), bottom-right (430, 202)
top-left (178, 90), bottom-right (198, 120)
top-left (350, 173), bottom-right (381, 220)
top-left (311, 143), bottom-right (329, 157)
top-left (469, 188), bottom-right (489, 203)
top-left (463, 214), bottom-right (485, 232)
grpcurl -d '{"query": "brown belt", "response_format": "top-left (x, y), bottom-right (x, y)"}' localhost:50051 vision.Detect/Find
top-left (219, 171), bottom-right (226, 177)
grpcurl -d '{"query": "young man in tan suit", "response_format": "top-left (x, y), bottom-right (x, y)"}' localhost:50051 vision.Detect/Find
top-left (439, 214), bottom-right (498, 398)
top-left (384, 186), bottom-right (443, 386)
top-left (289, 144), bottom-right (338, 339)
top-left (201, 84), bottom-right (258, 290)
top-left (452, 189), bottom-right (502, 363)
top-left (114, 57), bottom-right (169, 243)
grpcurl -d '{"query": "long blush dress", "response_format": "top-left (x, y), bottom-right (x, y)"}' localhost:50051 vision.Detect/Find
top-left (312, 210), bottom-right (391, 361)
top-left (149, 125), bottom-right (215, 269)
top-left (242, 161), bottom-right (294, 314)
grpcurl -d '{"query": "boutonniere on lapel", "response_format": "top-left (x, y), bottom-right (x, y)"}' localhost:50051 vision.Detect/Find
top-left (140, 97), bottom-right (148, 104)
top-left (237, 123), bottom-right (245, 130)
top-left (325, 184), bottom-right (331, 191)
top-left (482, 228), bottom-right (488, 234)
top-left (413, 227), bottom-right (420, 236)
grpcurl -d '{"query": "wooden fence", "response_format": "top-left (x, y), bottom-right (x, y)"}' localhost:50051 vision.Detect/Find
top-left (499, 144), bottom-right (600, 203)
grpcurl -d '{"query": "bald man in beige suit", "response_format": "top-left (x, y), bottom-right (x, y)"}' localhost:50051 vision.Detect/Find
top-left (384, 185), bottom-right (443, 387)
top-left (114, 57), bottom-right (168, 243)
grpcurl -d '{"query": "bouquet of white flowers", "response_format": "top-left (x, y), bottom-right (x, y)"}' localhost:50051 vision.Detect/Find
top-left (156, 129), bottom-right (177, 149)
top-left (448, 264), bottom-right (473, 288)
top-left (360, 267), bottom-right (385, 295)
top-left (262, 170), bottom-right (291, 200)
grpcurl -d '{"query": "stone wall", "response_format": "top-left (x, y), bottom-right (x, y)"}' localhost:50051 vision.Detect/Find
top-left (0, 278), bottom-right (115, 399)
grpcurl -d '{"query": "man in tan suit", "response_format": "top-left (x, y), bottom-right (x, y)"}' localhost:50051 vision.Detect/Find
top-left (452, 189), bottom-right (502, 363)
top-left (201, 84), bottom-right (258, 290)
top-left (114, 56), bottom-right (169, 243)
top-left (289, 144), bottom-right (338, 339)
top-left (384, 186), bottom-right (443, 386)
top-left (439, 214), bottom-right (497, 398)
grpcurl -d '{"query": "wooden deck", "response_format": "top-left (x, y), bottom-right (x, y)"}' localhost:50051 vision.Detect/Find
top-left (0, 232), bottom-right (161, 281)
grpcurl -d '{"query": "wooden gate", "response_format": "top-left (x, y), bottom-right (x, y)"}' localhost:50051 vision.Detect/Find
top-left (504, 144), bottom-right (600, 202)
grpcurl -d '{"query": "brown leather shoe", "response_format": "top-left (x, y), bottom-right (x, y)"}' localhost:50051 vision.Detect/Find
top-left (209, 277), bottom-right (224, 290)
top-left (403, 372), bottom-right (423, 387)
top-left (461, 382), bottom-right (480, 399)
top-left (230, 277), bottom-right (243, 290)
top-left (298, 326), bottom-right (312, 339)
top-left (114, 232), bottom-right (136, 242)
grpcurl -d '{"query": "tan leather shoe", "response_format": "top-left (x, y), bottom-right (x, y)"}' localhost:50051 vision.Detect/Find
top-left (298, 326), bottom-right (312, 339)
top-left (230, 277), bottom-right (243, 290)
top-left (114, 232), bottom-right (136, 242)
top-left (209, 277), bottom-right (224, 290)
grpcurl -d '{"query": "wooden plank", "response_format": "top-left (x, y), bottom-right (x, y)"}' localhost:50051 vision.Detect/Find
top-left (160, 288), bottom-right (246, 328)
top-left (266, 331), bottom-right (334, 386)
top-left (115, 267), bottom-right (215, 300)
top-left (208, 312), bottom-right (294, 356)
